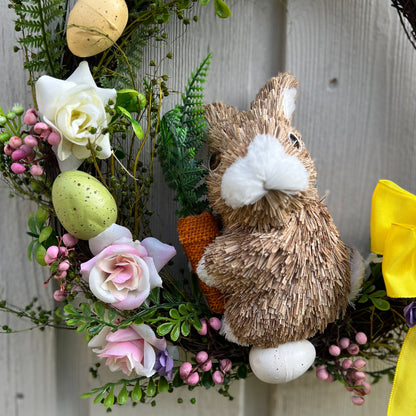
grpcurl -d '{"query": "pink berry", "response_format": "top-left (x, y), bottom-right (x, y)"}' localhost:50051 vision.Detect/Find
top-left (200, 360), bottom-right (212, 372)
top-left (30, 165), bottom-right (43, 176)
top-left (179, 362), bottom-right (193, 380)
top-left (9, 136), bottom-right (22, 149)
top-left (355, 332), bottom-right (367, 345)
top-left (46, 246), bottom-right (59, 260)
top-left (361, 381), bottom-right (371, 395)
top-left (219, 359), bottom-right (232, 373)
top-left (58, 260), bottom-right (70, 271)
top-left (352, 371), bottom-right (366, 381)
top-left (44, 254), bottom-right (55, 265)
top-left (11, 149), bottom-right (27, 161)
top-left (328, 345), bottom-right (341, 356)
top-left (53, 290), bottom-right (66, 302)
top-left (3, 144), bottom-right (13, 155)
top-left (316, 366), bottom-right (329, 381)
top-left (339, 337), bottom-right (350, 349)
top-left (353, 359), bottom-right (366, 369)
top-left (33, 122), bottom-right (49, 134)
top-left (59, 247), bottom-right (68, 257)
top-left (11, 163), bottom-right (25, 174)
top-left (351, 396), bottom-right (365, 406)
top-left (47, 131), bottom-right (61, 146)
top-left (24, 109), bottom-right (38, 125)
top-left (212, 370), bottom-right (224, 385)
top-left (347, 343), bottom-right (360, 355)
top-left (24, 135), bottom-right (38, 148)
top-left (209, 317), bottom-right (222, 331)
top-left (55, 271), bottom-right (67, 280)
top-left (341, 359), bottom-right (353, 370)
top-left (186, 372), bottom-right (199, 386)
top-left (196, 351), bottom-right (209, 364)
top-left (324, 373), bottom-right (335, 383)
top-left (62, 233), bottom-right (79, 247)
top-left (197, 318), bottom-right (208, 336)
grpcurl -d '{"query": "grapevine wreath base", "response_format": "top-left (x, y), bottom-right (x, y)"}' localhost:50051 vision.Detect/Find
top-left (0, 0), bottom-right (413, 413)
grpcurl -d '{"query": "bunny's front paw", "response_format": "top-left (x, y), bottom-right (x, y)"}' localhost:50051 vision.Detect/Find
top-left (196, 256), bottom-right (217, 287)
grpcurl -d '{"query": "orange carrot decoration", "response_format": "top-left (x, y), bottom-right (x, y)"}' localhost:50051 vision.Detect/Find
top-left (177, 212), bottom-right (224, 314)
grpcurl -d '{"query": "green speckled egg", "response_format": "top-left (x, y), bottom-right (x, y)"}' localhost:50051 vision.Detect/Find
top-left (52, 170), bottom-right (117, 240)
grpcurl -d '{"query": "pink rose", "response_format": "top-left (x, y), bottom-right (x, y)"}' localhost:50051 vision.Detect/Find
top-left (88, 324), bottom-right (166, 377)
top-left (80, 224), bottom-right (176, 310)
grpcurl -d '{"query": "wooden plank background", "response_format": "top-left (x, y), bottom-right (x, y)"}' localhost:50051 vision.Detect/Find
top-left (1, 0), bottom-right (415, 414)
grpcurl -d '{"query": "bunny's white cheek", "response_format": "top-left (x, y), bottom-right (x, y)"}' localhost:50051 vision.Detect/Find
top-left (220, 134), bottom-right (310, 209)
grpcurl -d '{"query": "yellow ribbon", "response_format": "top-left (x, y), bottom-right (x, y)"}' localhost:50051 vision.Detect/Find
top-left (371, 179), bottom-right (416, 416)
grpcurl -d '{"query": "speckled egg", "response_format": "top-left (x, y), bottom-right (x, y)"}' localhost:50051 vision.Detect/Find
top-left (249, 341), bottom-right (316, 384)
top-left (52, 171), bottom-right (117, 240)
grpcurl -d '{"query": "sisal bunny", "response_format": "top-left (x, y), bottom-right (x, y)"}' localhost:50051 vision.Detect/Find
top-left (197, 73), bottom-right (363, 383)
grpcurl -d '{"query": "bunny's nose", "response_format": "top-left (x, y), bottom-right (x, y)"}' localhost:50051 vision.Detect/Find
top-left (221, 134), bottom-right (309, 209)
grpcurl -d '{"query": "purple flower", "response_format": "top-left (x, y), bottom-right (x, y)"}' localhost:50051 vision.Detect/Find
top-left (404, 302), bottom-right (416, 327)
top-left (154, 349), bottom-right (174, 380)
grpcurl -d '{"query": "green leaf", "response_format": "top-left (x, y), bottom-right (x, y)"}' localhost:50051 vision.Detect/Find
top-left (146, 379), bottom-right (156, 397)
top-left (214, 0), bottom-right (231, 18)
top-left (192, 317), bottom-right (203, 331)
top-left (80, 303), bottom-right (91, 317)
top-left (35, 207), bottom-right (49, 229)
top-left (117, 385), bottom-right (129, 405)
top-left (38, 226), bottom-right (52, 243)
top-left (88, 324), bottom-right (105, 335)
top-left (131, 119), bottom-right (144, 139)
top-left (93, 390), bottom-right (107, 404)
top-left (134, 317), bottom-right (144, 325)
top-left (178, 304), bottom-right (188, 315)
top-left (169, 309), bottom-right (180, 319)
top-left (107, 309), bottom-right (116, 324)
top-left (103, 388), bottom-right (115, 408)
top-left (116, 89), bottom-right (140, 113)
top-left (201, 371), bottom-right (213, 389)
top-left (237, 365), bottom-right (248, 379)
top-left (157, 322), bottom-right (174, 336)
top-left (371, 297), bottom-right (391, 311)
top-left (358, 295), bottom-right (369, 303)
top-left (76, 322), bottom-right (89, 333)
top-left (93, 302), bottom-right (106, 319)
top-left (64, 304), bottom-right (78, 315)
top-left (158, 376), bottom-right (169, 393)
top-left (181, 320), bottom-right (190, 337)
top-left (170, 323), bottom-right (181, 341)
top-left (370, 290), bottom-right (387, 298)
top-left (34, 243), bottom-right (47, 266)
top-left (80, 392), bottom-right (95, 399)
top-left (28, 213), bottom-right (37, 234)
top-left (200, 0), bottom-right (210, 5)
top-left (27, 239), bottom-right (35, 261)
top-left (131, 382), bottom-right (142, 402)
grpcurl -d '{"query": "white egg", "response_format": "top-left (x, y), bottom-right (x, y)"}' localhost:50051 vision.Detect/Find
top-left (249, 340), bottom-right (316, 384)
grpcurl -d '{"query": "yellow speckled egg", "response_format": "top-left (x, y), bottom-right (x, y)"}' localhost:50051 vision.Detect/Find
top-left (66, 0), bottom-right (128, 58)
top-left (52, 170), bottom-right (117, 240)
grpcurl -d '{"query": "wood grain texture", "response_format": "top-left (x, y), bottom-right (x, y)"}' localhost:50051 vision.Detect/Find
top-left (0, 4), bottom-right (57, 416)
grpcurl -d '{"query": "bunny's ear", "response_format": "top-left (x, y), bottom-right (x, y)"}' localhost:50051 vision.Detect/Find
top-left (251, 73), bottom-right (299, 122)
top-left (204, 102), bottom-right (239, 129)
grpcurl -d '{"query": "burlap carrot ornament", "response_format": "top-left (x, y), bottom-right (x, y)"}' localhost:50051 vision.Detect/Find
top-left (177, 212), bottom-right (224, 313)
top-left (157, 53), bottom-right (224, 313)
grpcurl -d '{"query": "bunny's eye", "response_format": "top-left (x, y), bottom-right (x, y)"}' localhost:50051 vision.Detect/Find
top-left (209, 152), bottom-right (221, 171)
top-left (289, 133), bottom-right (302, 151)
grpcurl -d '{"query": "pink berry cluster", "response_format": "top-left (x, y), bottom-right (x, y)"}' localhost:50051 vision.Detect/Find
top-left (179, 354), bottom-right (232, 386)
top-left (179, 317), bottom-right (233, 386)
top-left (316, 332), bottom-right (370, 405)
top-left (44, 233), bottom-right (79, 302)
top-left (3, 108), bottom-right (61, 176)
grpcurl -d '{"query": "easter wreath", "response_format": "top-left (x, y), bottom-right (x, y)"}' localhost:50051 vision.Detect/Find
top-left (0, 0), bottom-right (414, 412)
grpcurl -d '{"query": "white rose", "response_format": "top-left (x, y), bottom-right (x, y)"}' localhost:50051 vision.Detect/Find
top-left (35, 61), bottom-right (116, 171)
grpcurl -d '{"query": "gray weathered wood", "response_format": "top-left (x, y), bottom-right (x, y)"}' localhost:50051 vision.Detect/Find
top-left (0, 4), bottom-right (58, 416)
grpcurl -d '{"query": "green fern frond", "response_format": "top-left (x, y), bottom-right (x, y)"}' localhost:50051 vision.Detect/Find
top-left (9, 0), bottom-right (67, 94)
top-left (157, 53), bottom-right (212, 217)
